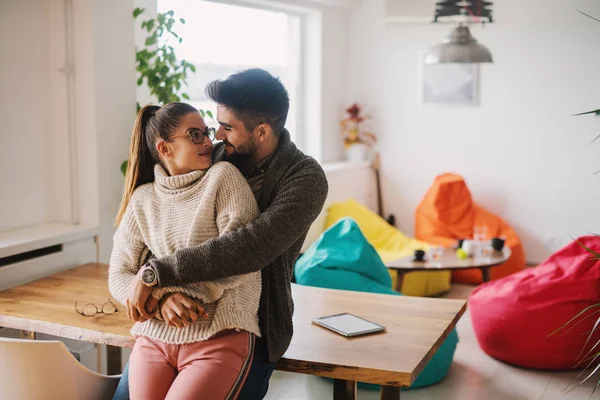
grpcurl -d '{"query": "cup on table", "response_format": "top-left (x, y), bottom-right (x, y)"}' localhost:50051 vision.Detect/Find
top-left (413, 249), bottom-right (426, 262)
top-left (428, 245), bottom-right (443, 263)
top-left (473, 225), bottom-right (488, 241)
top-left (461, 240), bottom-right (476, 257)
top-left (491, 237), bottom-right (506, 252)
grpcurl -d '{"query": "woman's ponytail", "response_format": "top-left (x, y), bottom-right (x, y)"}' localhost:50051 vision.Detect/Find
top-left (115, 105), bottom-right (160, 225)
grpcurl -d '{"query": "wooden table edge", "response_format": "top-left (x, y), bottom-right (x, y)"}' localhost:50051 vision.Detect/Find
top-left (276, 358), bottom-right (411, 387)
top-left (1, 311), bottom-right (447, 389)
top-left (408, 300), bottom-right (468, 384)
top-left (277, 298), bottom-right (468, 388)
top-left (0, 315), bottom-right (134, 348)
top-left (386, 248), bottom-right (512, 272)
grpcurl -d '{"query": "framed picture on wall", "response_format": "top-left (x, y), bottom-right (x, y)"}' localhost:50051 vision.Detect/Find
top-left (422, 63), bottom-right (479, 106)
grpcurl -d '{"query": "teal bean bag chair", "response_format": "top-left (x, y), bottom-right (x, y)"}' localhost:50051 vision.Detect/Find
top-left (294, 217), bottom-right (459, 390)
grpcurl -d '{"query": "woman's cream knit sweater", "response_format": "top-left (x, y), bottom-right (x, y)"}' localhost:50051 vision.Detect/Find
top-left (108, 162), bottom-right (261, 344)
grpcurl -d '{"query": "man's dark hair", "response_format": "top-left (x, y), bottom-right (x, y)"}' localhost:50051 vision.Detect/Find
top-left (205, 68), bottom-right (290, 135)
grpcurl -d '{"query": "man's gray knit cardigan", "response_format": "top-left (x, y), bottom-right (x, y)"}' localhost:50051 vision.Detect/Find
top-left (149, 130), bottom-right (328, 362)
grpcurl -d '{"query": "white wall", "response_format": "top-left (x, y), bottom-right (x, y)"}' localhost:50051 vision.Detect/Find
top-left (0, 0), bottom-right (134, 266)
top-left (0, 1), bottom-right (52, 231)
top-left (348, 0), bottom-right (600, 262)
top-left (320, 5), bottom-right (349, 162)
top-left (72, 0), bottom-right (136, 262)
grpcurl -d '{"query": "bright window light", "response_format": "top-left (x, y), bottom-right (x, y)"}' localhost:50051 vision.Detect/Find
top-left (158, 0), bottom-right (301, 144)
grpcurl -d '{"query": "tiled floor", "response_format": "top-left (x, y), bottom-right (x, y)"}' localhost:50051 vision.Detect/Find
top-left (266, 284), bottom-right (600, 400)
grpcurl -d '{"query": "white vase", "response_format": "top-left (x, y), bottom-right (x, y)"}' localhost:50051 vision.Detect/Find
top-left (345, 143), bottom-right (370, 163)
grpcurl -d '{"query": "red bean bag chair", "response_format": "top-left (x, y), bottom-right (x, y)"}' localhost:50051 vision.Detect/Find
top-left (469, 236), bottom-right (600, 369)
top-left (415, 173), bottom-right (526, 284)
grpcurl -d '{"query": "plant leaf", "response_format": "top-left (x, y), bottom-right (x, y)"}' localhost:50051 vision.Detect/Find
top-left (577, 9), bottom-right (600, 23)
top-left (578, 350), bottom-right (600, 365)
top-left (575, 316), bottom-right (600, 364)
top-left (587, 134), bottom-right (600, 147)
top-left (575, 239), bottom-right (600, 260)
top-left (120, 160), bottom-right (128, 176)
top-left (563, 352), bottom-right (600, 394)
top-left (207, 110), bottom-right (213, 119)
top-left (145, 36), bottom-right (157, 46)
top-left (199, 109), bottom-right (206, 118)
top-left (133, 7), bottom-right (144, 18)
top-left (591, 376), bottom-right (600, 399)
top-left (179, 18), bottom-right (186, 24)
top-left (146, 19), bottom-right (155, 32)
top-left (181, 93), bottom-right (190, 100)
top-left (574, 109), bottom-right (600, 116)
top-left (577, 354), bottom-right (600, 387)
top-left (548, 304), bottom-right (600, 337)
top-left (563, 309), bottom-right (600, 337)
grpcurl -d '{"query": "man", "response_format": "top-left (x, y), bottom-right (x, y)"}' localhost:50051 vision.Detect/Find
top-left (113, 68), bottom-right (328, 399)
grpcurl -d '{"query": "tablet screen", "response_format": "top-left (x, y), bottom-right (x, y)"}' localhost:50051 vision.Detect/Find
top-left (312, 313), bottom-right (386, 337)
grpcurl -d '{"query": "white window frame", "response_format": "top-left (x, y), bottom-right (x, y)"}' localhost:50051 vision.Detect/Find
top-left (177, 0), bottom-right (324, 160)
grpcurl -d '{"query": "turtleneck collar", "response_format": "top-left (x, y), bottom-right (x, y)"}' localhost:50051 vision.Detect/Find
top-left (154, 164), bottom-right (206, 192)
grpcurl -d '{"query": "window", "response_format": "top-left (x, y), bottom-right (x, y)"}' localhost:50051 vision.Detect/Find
top-left (158, 0), bottom-right (302, 146)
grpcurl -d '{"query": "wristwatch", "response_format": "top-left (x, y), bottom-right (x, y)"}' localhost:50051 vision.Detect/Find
top-left (140, 264), bottom-right (158, 287)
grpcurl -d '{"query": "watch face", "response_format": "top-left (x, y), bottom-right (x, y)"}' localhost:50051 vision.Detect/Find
top-left (142, 268), bottom-right (156, 284)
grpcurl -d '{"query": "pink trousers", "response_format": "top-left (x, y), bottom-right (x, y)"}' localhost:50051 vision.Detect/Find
top-left (129, 331), bottom-right (255, 400)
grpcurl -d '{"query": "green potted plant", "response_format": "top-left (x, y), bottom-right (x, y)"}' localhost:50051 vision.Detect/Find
top-left (121, 7), bottom-right (212, 175)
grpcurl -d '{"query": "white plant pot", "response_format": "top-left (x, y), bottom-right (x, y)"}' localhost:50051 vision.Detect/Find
top-left (345, 143), bottom-right (370, 163)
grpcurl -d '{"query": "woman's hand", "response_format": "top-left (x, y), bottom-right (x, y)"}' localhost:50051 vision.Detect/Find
top-left (160, 293), bottom-right (208, 328)
top-left (125, 273), bottom-right (153, 322)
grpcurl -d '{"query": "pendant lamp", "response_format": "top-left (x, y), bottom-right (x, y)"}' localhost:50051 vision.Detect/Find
top-left (424, 23), bottom-right (493, 64)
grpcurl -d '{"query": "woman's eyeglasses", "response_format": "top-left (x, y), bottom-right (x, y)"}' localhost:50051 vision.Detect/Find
top-left (170, 127), bottom-right (216, 144)
top-left (75, 299), bottom-right (118, 317)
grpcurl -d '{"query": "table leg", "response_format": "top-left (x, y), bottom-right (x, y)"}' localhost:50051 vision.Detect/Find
top-left (107, 345), bottom-right (122, 375)
top-left (380, 386), bottom-right (401, 400)
top-left (333, 379), bottom-right (356, 400)
top-left (18, 330), bottom-right (36, 340)
top-left (395, 272), bottom-right (405, 293)
top-left (481, 267), bottom-right (491, 282)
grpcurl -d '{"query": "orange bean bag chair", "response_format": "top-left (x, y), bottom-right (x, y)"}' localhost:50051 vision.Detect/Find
top-left (415, 173), bottom-right (525, 284)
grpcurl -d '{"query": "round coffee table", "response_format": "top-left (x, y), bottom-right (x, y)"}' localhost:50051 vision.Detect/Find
top-left (386, 248), bottom-right (511, 292)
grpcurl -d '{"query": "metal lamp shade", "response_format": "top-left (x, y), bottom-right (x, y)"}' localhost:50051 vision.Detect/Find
top-left (425, 24), bottom-right (493, 64)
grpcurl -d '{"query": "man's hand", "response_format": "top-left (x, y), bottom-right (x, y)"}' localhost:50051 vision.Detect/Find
top-left (125, 273), bottom-right (153, 322)
top-left (160, 293), bottom-right (208, 328)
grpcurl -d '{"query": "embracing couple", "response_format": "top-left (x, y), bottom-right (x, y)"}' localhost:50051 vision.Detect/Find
top-left (108, 68), bottom-right (328, 400)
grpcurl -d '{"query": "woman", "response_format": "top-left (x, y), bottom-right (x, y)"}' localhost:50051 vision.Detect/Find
top-left (109, 102), bottom-right (260, 400)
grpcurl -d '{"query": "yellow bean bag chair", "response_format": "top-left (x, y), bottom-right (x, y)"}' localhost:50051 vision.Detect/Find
top-left (324, 200), bottom-right (451, 297)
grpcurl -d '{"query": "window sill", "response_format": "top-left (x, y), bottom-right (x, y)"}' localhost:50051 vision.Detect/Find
top-left (0, 223), bottom-right (98, 259)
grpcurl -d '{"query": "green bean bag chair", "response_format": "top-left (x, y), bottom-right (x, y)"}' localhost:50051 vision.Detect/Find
top-left (294, 217), bottom-right (459, 390)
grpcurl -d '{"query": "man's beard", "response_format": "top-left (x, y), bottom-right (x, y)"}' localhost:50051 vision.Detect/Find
top-left (222, 140), bottom-right (256, 170)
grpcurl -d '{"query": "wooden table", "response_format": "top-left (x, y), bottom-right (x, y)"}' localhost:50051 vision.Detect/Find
top-left (0, 263), bottom-right (466, 400)
top-left (387, 248), bottom-right (511, 292)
